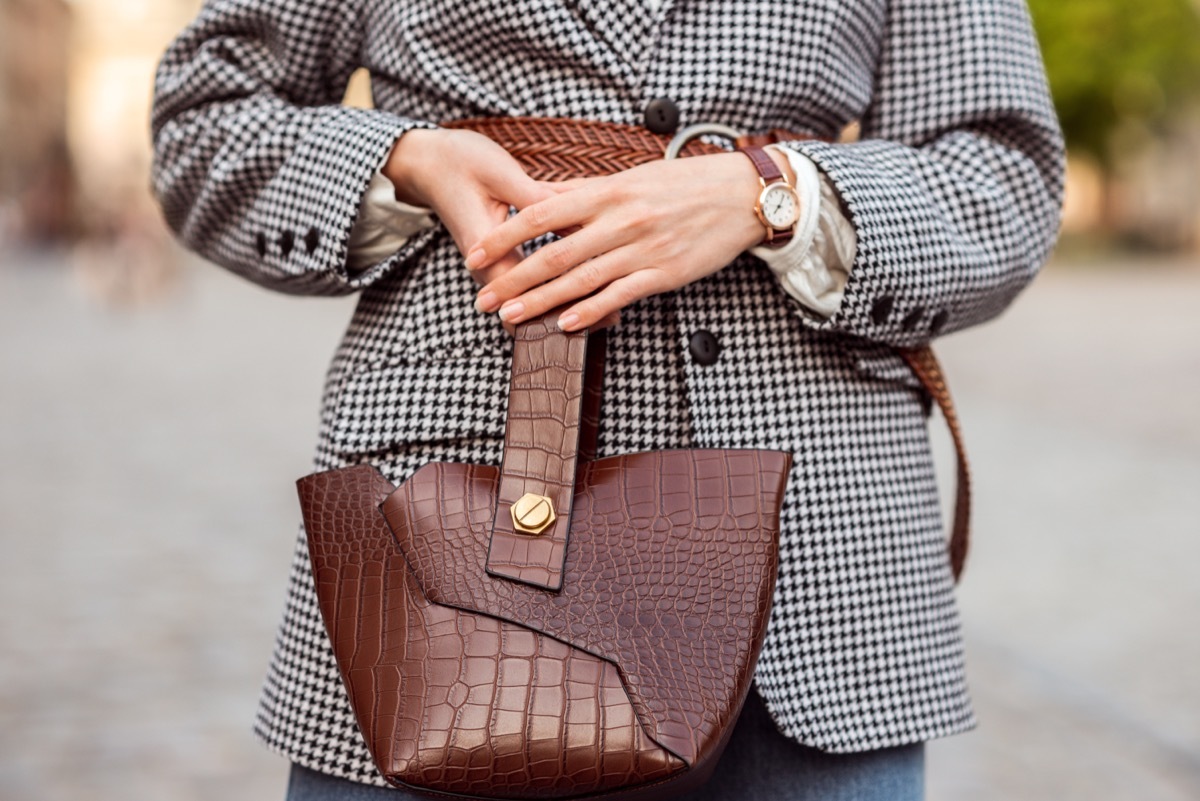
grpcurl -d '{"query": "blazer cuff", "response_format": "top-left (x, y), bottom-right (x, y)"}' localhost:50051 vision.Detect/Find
top-left (347, 166), bottom-right (437, 274)
top-left (773, 138), bottom-right (961, 346)
top-left (244, 107), bottom-right (440, 293)
top-left (750, 147), bottom-right (855, 319)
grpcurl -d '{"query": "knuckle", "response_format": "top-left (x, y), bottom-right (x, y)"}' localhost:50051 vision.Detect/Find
top-left (527, 201), bottom-right (553, 229)
top-left (625, 203), bottom-right (655, 232)
top-left (596, 182), bottom-right (623, 205)
top-left (544, 239), bottom-right (575, 272)
top-left (613, 280), bottom-right (641, 306)
top-left (577, 259), bottom-right (608, 291)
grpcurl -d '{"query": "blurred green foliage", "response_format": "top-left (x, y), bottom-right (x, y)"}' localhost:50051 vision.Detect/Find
top-left (1028, 0), bottom-right (1200, 168)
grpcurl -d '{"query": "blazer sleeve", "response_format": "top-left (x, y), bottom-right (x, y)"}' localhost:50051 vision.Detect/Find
top-left (775, 0), bottom-right (1066, 348)
top-left (149, 0), bottom-right (440, 296)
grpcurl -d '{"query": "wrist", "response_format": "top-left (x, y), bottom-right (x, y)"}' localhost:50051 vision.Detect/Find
top-left (739, 146), bottom-right (801, 248)
top-left (721, 152), bottom-right (774, 252)
top-left (382, 128), bottom-right (442, 207)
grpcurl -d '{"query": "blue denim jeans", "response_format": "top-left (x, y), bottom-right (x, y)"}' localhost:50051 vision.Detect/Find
top-left (284, 689), bottom-right (925, 801)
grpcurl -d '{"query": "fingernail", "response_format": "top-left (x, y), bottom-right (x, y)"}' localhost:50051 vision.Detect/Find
top-left (465, 248), bottom-right (486, 269)
top-left (475, 290), bottom-right (498, 313)
top-left (498, 300), bottom-right (524, 322)
top-left (557, 312), bottom-right (580, 331)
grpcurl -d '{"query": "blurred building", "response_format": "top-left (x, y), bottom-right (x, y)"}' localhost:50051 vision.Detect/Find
top-left (0, 0), bottom-right (74, 243)
top-left (64, 0), bottom-right (203, 235)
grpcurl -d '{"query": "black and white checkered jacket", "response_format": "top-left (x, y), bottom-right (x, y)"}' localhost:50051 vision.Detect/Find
top-left (151, 0), bottom-right (1064, 785)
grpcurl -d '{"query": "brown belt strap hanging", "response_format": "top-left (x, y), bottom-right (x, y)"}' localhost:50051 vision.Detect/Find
top-left (445, 115), bottom-right (971, 582)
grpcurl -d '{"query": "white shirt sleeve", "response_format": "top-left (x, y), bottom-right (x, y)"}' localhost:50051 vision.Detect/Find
top-left (749, 145), bottom-right (856, 319)
top-left (346, 166), bottom-right (437, 273)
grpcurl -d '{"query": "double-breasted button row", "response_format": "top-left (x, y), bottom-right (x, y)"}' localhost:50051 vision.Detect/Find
top-left (871, 295), bottom-right (949, 335)
top-left (256, 227), bottom-right (320, 258)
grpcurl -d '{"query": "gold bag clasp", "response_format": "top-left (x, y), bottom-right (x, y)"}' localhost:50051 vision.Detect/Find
top-left (511, 493), bottom-right (556, 535)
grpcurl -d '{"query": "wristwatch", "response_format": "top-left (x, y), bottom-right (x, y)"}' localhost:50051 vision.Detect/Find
top-left (739, 146), bottom-right (801, 246)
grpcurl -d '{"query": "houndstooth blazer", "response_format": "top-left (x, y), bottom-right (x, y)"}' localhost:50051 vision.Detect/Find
top-left (151, 0), bottom-right (1064, 786)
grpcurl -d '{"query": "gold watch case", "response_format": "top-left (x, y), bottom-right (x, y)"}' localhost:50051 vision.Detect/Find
top-left (754, 179), bottom-right (802, 234)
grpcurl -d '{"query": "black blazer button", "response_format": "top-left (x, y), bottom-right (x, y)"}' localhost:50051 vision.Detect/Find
top-left (255, 232), bottom-right (268, 257)
top-left (929, 310), bottom-right (949, 335)
top-left (304, 227), bottom-right (320, 254)
top-left (644, 97), bottom-right (680, 135)
top-left (689, 330), bottom-right (720, 366)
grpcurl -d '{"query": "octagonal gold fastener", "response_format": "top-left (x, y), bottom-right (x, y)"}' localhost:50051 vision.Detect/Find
top-left (511, 493), bottom-right (556, 535)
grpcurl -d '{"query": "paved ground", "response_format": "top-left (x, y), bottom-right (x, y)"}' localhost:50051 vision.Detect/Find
top-left (1, 246), bottom-right (1197, 801)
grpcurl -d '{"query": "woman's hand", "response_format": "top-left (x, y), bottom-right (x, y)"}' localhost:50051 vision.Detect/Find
top-left (383, 128), bottom-right (547, 291)
top-left (465, 150), bottom-right (792, 332)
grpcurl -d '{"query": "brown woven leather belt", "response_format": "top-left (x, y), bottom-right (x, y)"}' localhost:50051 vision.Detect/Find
top-left (443, 116), bottom-right (816, 179)
top-left (444, 115), bottom-right (971, 581)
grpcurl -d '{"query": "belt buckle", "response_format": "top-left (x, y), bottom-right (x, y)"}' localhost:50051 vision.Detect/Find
top-left (663, 123), bottom-right (746, 160)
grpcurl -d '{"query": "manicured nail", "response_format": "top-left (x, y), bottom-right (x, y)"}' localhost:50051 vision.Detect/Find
top-left (557, 312), bottom-right (580, 331)
top-left (475, 290), bottom-right (498, 313)
top-left (465, 248), bottom-right (486, 269)
top-left (498, 300), bottom-right (524, 322)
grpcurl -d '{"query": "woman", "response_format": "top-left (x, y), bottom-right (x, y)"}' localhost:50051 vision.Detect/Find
top-left (150, 0), bottom-right (1064, 798)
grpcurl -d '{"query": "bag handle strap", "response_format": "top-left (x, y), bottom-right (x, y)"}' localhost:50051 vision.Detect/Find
top-left (897, 346), bottom-right (970, 581)
top-left (486, 307), bottom-right (595, 590)
top-left (484, 316), bottom-right (971, 589)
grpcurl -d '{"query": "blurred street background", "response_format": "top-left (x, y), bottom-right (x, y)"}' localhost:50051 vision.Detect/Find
top-left (1, 1), bottom-right (1199, 799)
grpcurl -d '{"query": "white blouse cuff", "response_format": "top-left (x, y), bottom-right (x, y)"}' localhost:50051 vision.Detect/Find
top-left (346, 167), bottom-right (437, 272)
top-left (749, 146), bottom-right (856, 319)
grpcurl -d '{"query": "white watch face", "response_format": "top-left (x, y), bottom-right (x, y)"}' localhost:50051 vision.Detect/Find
top-left (760, 184), bottom-right (800, 229)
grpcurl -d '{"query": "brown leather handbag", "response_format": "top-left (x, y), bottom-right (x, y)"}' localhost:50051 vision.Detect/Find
top-left (297, 308), bottom-right (793, 799)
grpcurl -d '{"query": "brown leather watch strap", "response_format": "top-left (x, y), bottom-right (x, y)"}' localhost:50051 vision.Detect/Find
top-left (486, 307), bottom-right (591, 591)
top-left (739, 145), bottom-right (795, 245)
top-left (741, 145), bottom-right (785, 183)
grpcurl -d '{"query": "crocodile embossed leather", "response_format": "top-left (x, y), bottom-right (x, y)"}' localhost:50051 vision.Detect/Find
top-left (297, 306), bottom-right (792, 799)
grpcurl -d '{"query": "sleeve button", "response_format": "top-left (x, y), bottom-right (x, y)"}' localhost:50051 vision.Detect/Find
top-left (901, 307), bottom-right (925, 331)
top-left (255, 232), bottom-right (268, 257)
top-left (929, 310), bottom-right (949, 335)
top-left (304, 227), bottom-right (320, 254)
top-left (870, 296), bottom-right (894, 325)
top-left (278, 230), bottom-right (295, 257)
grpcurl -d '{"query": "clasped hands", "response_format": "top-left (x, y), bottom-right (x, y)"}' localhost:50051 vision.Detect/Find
top-left (383, 127), bottom-right (794, 334)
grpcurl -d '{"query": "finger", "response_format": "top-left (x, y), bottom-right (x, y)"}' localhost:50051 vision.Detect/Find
top-left (472, 250), bottom-right (522, 287)
top-left (465, 188), bottom-right (604, 271)
top-left (439, 194), bottom-right (524, 284)
top-left (477, 229), bottom-right (627, 317)
top-left (498, 305), bottom-right (618, 338)
top-left (538, 177), bottom-right (594, 194)
top-left (499, 174), bottom-right (560, 211)
top-left (556, 269), bottom-right (664, 332)
top-left (488, 245), bottom-right (637, 324)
